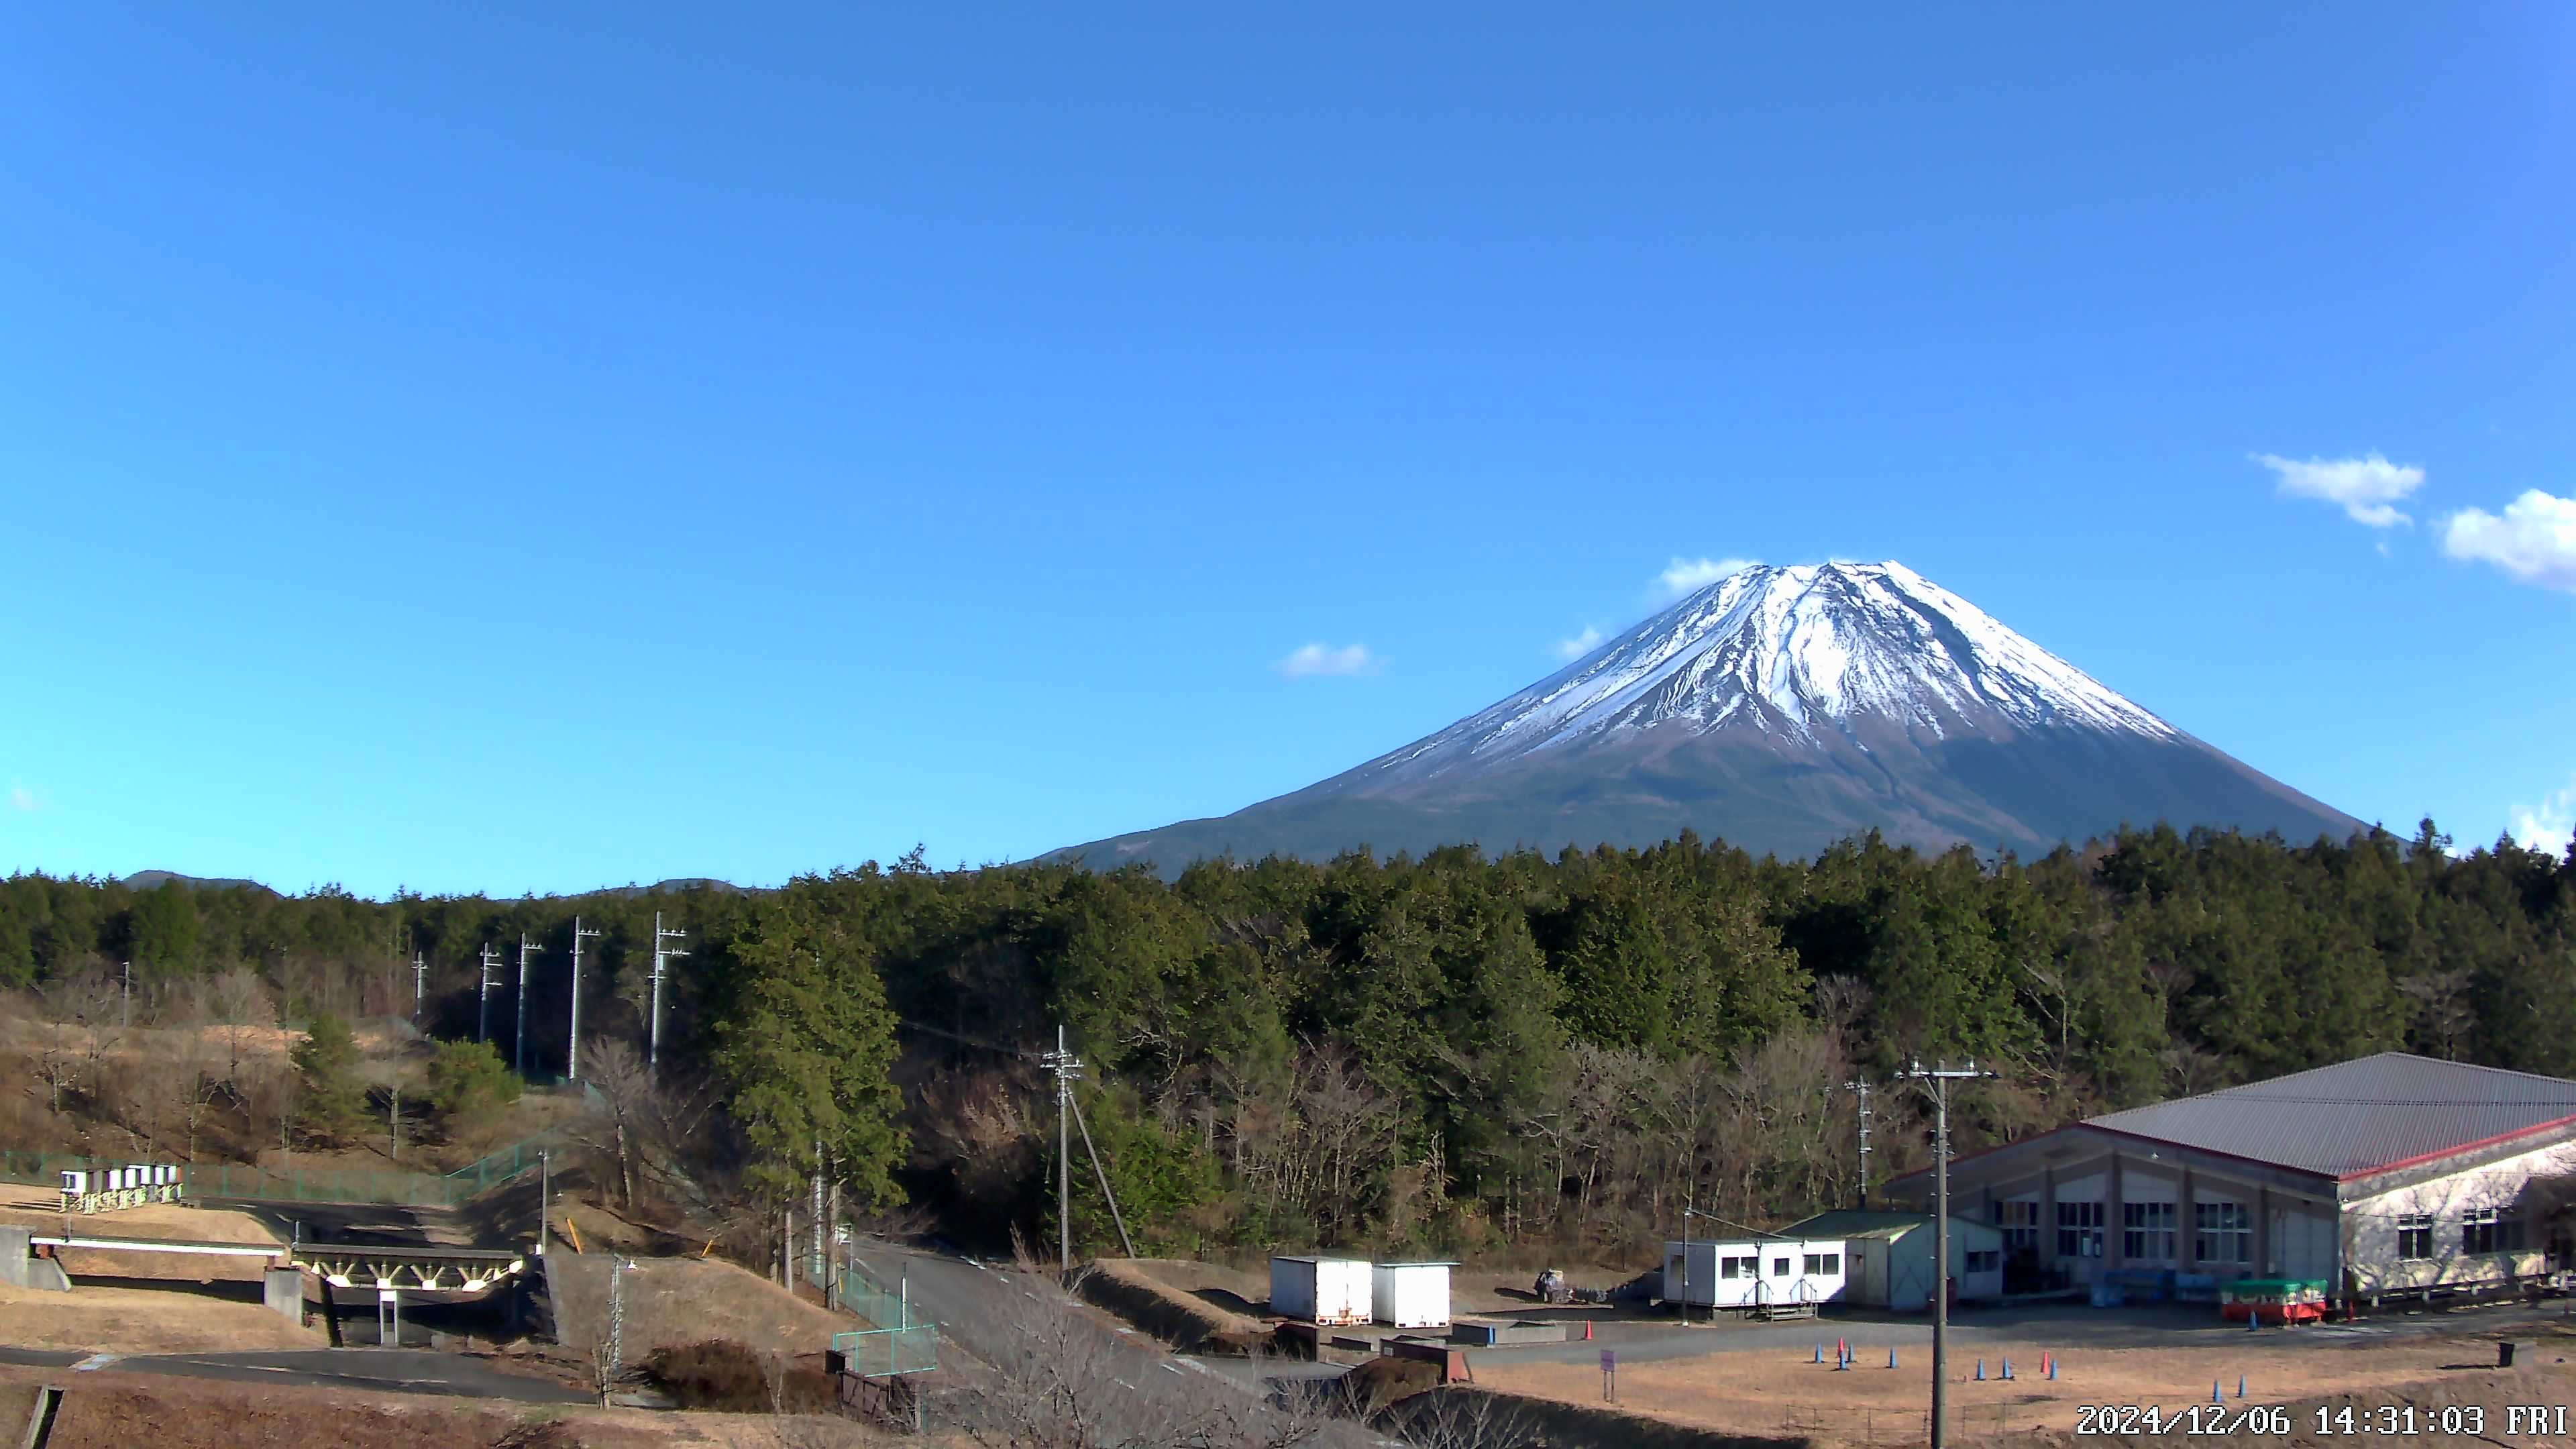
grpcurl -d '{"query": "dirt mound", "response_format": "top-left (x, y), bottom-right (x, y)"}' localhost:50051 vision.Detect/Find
top-left (544, 1252), bottom-right (849, 1360)
top-left (0, 1279), bottom-right (322, 1352)
top-left (1079, 1260), bottom-right (1266, 1352)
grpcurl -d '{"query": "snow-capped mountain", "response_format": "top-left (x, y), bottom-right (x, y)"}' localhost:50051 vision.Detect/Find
top-left (1056, 561), bottom-right (2363, 871)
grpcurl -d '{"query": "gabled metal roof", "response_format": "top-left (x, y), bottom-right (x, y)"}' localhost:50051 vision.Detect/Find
top-left (2083, 1053), bottom-right (2576, 1180)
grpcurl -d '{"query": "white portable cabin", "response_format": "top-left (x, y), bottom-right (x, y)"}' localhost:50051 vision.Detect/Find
top-left (1371, 1262), bottom-right (1455, 1329)
top-left (59, 1170), bottom-right (88, 1197)
top-left (1661, 1238), bottom-right (1848, 1311)
top-left (1782, 1212), bottom-right (2006, 1311)
top-left (1270, 1256), bottom-right (1373, 1326)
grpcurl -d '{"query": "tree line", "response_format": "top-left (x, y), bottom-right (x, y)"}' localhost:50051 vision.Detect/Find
top-left (5, 821), bottom-right (2571, 1263)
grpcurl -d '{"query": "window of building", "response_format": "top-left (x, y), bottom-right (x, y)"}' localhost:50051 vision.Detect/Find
top-left (2464, 1208), bottom-right (2500, 1255)
top-left (2396, 1213), bottom-right (2434, 1260)
top-left (1997, 1200), bottom-right (2040, 1256)
top-left (1772, 1257), bottom-right (1790, 1277)
top-left (2056, 1201), bottom-right (2104, 1258)
top-left (1721, 1254), bottom-right (1757, 1279)
top-left (2195, 1202), bottom-right (2251, 1265)
top-left (1965, 1250), bottom-right (2000, 1273)
top-left (2123, 1201), bottom-right (2178, 1261)
top-left (1804, 1252), bottom-right (1841, 1275)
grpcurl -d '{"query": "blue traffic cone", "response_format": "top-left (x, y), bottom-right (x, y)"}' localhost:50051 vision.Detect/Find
top-left (2248, 1309), bottom-right (2260, 1332)
top-left (1888, 1347), bottom-right (1899, 1369)
top-left (2001, 1357), bottom-right (2013, 1380)
top-left (2212, 1380), bottom-right (2223, 1404)
top-left (1975, 1358), bottom-right (1986, 1381)
top-left (2238, 1376), bottom-right (2247, 1399)
top-left (2046, 1355), bottom-right (2057, 1381)
top-left (1814, 1344), bottom-right (1823, 1364)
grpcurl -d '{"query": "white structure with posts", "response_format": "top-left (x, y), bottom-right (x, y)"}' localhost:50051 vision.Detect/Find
top-left (1371, 1261), bottom-right (1455, 1328)
top-left (1661, 1236), bottom-right (1847, 1313)
top-left (1269, 1256), bottom-right (1372, 1326)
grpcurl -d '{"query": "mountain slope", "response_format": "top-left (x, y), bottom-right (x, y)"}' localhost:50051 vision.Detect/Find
top-left (1057, 561), bottom-right (2364, 872)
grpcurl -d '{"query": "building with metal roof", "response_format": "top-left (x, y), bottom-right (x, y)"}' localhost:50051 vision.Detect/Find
top-left (1883, 1053), bottom-right (2576, 1307)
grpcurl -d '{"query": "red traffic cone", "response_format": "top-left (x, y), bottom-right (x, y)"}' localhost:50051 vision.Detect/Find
top-left (1582, 1320), bottom-right (1593, 1341)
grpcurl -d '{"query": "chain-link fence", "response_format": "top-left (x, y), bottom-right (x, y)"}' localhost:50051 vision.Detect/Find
top-left (1, 1129), bottom-right (559, 1210)
top-left (810, 1245), bottom-right (939, 1377)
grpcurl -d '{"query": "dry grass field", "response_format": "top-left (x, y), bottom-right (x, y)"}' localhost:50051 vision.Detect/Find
top-left (1476, 1328), bottom-right (2576, 1446)
top-left (545, 1253), bottom-right (850, 1361)
top-left (0, 1280), bottom-right (321, 1352)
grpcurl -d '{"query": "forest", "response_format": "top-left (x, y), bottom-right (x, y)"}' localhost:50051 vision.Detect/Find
top-left (3, 820), bottom-right (2571, 1266)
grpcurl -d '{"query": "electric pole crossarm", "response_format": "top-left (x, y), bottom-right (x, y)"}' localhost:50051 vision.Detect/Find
top-left (647, 912), bottom-right (690, 1076)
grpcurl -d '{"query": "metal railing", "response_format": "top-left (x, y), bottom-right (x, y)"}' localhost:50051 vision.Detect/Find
top-left (811, 1246), bottom-right (938, 1376)
top-left (1, 1128), bottom-right (561, 1210)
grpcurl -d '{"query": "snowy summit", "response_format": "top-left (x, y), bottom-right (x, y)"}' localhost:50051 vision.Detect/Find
top-left (1056, 561), bottom-right (2361, 873)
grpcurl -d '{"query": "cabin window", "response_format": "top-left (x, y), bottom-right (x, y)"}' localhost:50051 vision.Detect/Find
top-left (1964, 1250), bottom-right (2000, 1273)
top-left (2056, 1201), bottom-right (2104, 1257)
top-left (1772, 1257), bottom-right (1790, 1277)
top-left (2396, 1213), bottom-right (2434, 1260)
top-left (1805, 1252), bottom-right (1840, 1275)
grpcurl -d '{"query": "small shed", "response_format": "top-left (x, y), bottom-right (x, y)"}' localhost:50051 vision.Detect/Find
top-left (1270, 1256), bottom-right (1372, 1326)
top-left (1371, 1261), bottom-right (1456, 1328)
top-left (1661, 1237), bottom-right (1848, 1311)
top-left (1785, 1211), bottom-right (2004, 1311)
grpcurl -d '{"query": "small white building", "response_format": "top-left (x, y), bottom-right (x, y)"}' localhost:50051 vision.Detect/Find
top-left (1270, 1256), bottom-right (1372, 1326)
top-left (1371, 1261), bottom-right (1455, 1328)
top-left (1661, 1236), bottom-right (1847, 1311)
top-left (1785, 1211), bottom-right (2006, 1310)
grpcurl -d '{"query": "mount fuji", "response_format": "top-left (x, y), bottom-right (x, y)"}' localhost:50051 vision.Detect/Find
top-left (1057, 561), bottom-right (2363, 872)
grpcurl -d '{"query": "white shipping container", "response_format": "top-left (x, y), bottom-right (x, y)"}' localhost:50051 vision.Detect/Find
top-left (1271, 1256), bottom-right (1373, 1326)
top-left (1371, 1262), bottom-right (1455, 1328)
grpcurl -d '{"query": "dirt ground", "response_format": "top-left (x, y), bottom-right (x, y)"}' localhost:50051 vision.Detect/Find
top-left (1476, 1326), bottom-right (2576, 1446)
top-left (0, 1361), bottom-right (905, 1448)
top-left (0, 1190), bottom-right (289, 1284)
top-left (0, 1279), bottom-right (322, 1352)
top-left (1122, 1255), bottom-right (1645, 1319)
top-left (545, 1253), bottom-right (851, 1360)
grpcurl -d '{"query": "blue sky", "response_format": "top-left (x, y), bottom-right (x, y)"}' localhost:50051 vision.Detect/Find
top-left (5, 4), bottom-right (2571, 897)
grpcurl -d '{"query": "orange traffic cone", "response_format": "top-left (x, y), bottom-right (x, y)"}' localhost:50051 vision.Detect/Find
top-left (1582, 1321), bottom-right (1593, 1341)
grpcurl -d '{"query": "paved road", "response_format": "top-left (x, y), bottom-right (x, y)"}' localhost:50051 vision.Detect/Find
top-left (0, 1344), bottom-right (592, 1403)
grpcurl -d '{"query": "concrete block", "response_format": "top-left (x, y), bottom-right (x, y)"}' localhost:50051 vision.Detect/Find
top-left (265, 1268), bottom-right (307, 1326)
top-left (0, 1226), bottom-right (30, 1288)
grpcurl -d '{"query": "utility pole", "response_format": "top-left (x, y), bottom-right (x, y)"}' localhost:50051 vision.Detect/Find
top-left (1904, 1060), bottom-right (1994, 1449)
top-left (567, 918), bottom-right (600, 1083)
top-left (647, 912), bottom-right (689, 1075)
top-left (1846, 1079), bottom-right (1874, 1208)
top-left (1039, 1024), bottom-right (1081, 1275)
top-left (515, 934), bottom-right (537, 1077)
top-left (478, 943), bottom-right (500, 1044)
top-left (412, 952), bottom-right (427, 1024)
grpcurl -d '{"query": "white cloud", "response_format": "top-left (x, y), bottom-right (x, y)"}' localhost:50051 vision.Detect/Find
top-left (2510, 772), bottom-right (2576, 857)
top-left (6, 784), bottom-right (36, 813)
top-left (1554, 626), bottom-right (1605, 661)
top-left (1275, 643), bottom-right (1377, 679)
top-left (2441, 489), bottom-right (2576, 594)
top-left (2253, 451), bottom-right (2426, 528)
top-left (1656, 556), bottom-right (1758, 598)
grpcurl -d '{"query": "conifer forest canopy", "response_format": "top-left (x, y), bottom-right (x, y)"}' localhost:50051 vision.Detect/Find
top-left (7, 820), bottom-right (2572, 1259)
